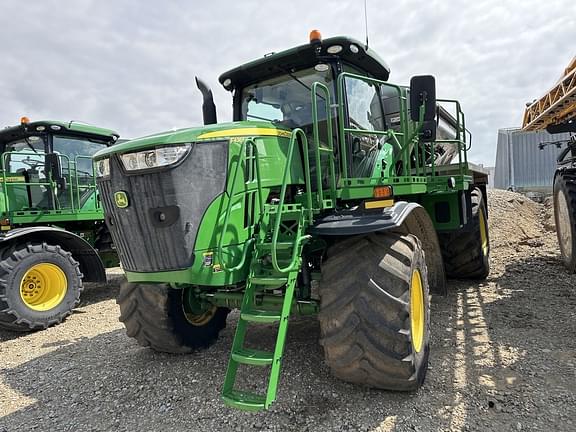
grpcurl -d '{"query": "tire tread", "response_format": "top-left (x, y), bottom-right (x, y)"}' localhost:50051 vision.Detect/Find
top-left (319, 232), bottom-right (430, 391)
top-left (117, 281), bottom-right (228, 353)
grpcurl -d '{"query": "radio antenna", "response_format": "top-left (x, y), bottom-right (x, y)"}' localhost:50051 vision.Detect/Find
top-left (364, 0), bottom-right (369, 48)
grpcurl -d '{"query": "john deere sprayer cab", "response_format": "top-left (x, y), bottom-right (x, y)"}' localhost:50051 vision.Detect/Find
top-left (95, 31), bottom-right (489, 411)
top-left (0, 118), bottom-right (119, 331)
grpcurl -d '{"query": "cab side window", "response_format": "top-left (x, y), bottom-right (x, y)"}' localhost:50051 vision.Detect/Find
top-left (380, 85), bottom-right (403, 132)
top-left (344, 76), bottom-right (385, 177)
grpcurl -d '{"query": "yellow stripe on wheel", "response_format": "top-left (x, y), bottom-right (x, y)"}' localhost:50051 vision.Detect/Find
top-left (479, 210), bottom-right (489, 257)
top-left (20, 263), bottom-right (67, 311)
top-left (410, 269), bottom-right (425, 353)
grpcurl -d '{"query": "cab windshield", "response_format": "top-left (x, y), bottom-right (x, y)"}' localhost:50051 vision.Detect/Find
top-left (3, 135), bottom-right (47, 174)
top-left (53, 135), bottom-right (108, 177)
top-left (241, 67), bottom-right (334, 129)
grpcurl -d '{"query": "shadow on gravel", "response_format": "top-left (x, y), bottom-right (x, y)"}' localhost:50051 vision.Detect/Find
top-left (77, 278), bottom-right (122, 308)
top-left (78, 270), bottom-right (125, 308)
top-left (1, 256), bottom-right (575, 432)
top-left (490, 254), bottom-right (576, 397)
top-left (0, 329), bottom-right (25, 343)
top-left (0, 275), bottom-right (124, 343)
top-left (0, 315), bottom-right (414, 432)
top-left (431, 253), bottom-right (576, 432)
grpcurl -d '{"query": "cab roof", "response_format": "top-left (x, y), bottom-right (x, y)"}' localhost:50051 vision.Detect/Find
top-left (219, 36), bottom-right (390, 90)
top-left (0, 120), bottom-right (119, 143)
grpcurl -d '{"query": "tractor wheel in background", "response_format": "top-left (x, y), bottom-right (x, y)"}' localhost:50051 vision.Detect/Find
top-left (117, 281), bottom-right (229, 353)
top-left (553, 171), bottom-right (576, 272)
top-left (0, 242), bottom-right (83, 331)
top-left (319, 232), bottom-right (430, 391)
top-left (439, 187), bottom-right (490, 279)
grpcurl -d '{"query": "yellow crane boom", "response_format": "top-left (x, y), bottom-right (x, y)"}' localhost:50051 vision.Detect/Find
top-left (522, 56), bottom-right (576, 131)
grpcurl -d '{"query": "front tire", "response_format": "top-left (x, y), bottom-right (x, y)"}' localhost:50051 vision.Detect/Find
top-left (319, 232), bottom-right (430, 391)
top-left (0, 242), bottom-right (83, 331)
top-left (117, 281), bottom-right (229, 353)
top-left (554, 171), bottom-right (576, 272)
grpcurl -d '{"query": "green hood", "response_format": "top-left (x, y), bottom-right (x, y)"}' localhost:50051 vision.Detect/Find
top-left (94, 120), bottom-right (291, 159)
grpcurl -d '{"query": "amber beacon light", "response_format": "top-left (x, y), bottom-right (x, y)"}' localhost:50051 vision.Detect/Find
top-left (309, 29), bottom-right (322, 44)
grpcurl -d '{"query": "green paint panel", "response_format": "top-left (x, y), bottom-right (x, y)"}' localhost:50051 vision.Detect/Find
top-left (420, 191), bottom-right (463, 231)
top-left (93, 121), bottom-right (291, 159)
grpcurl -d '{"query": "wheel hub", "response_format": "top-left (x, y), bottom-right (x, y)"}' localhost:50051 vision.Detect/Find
top-left (184, 305), bottom-right (217, 326)
top-left (20, 263), bottom-right (68, 311)
top-left (182, 288), bottom-right (217, 326)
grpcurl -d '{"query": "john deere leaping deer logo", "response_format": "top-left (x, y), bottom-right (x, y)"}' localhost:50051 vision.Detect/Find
top-left (114, 191), bottom-right (129, 208)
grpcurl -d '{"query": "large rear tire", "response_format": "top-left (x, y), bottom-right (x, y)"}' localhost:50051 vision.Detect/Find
top-left (439, 187), bottom-right (490, 279)
top-left (117, 281), bottom-right (229, 353)
top-left (554, 171), bottom-right (576, 272)
top-left (319, 232), bottom-right (430, 391)
top-left (0, 242), bottom-right (83, 331)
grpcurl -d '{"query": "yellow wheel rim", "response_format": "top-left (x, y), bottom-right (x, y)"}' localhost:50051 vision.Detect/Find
top-left (184, 305), bottom-right (217, 326)
top-left (181, 289), bottom-right (217, 327)
top-left (20, 263), bottom-right (68, 311)
top-left (410, 269), bottom-right (425, 353)
top-left (479, 210), bottom-right (489, 256)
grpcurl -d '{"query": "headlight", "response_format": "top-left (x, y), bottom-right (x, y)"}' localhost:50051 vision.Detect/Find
top-left (119, 144), bottom-right (191, 171)
top-left (95, 158), bottom-right (110, 177)
top-left (326, 44), bottom-right (343, 54)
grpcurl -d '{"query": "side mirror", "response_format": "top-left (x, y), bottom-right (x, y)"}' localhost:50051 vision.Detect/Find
top-left (410, 75), bottom-right (436, 122)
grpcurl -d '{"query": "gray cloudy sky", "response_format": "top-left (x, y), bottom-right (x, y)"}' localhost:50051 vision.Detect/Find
top-left (0, 0), bottom-right (574, 165)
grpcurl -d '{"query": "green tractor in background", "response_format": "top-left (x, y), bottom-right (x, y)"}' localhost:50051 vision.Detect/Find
top-left (0, 118), bottom-right (119, 331)
top-left (95, 31), bottom-right (490, 411)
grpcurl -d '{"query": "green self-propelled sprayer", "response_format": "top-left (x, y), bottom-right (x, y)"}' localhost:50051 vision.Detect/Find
top-left (0, 117), bottom-right (119, 331)
top-left (94, 31), bottom-right (490, 411)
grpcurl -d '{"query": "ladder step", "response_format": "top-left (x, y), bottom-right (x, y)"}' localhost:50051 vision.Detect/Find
top-left (263, 206), bottom-right (303, 219)
top-left (241, 309), bottom-right (282, 323)
top-left (275, 211), bottom-right (302, 218)
top-left (258, 241), bottom-right (294, 250)
top-left (222, 389), bottom-right (266, 411)
top-left (249, 276), bottom-right (288, 286)
top-left (232, 348), bottom-right (274, 366)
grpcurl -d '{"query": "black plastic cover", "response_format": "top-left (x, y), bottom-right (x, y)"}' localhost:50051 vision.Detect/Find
top-left (97, 141), bottom-right (228, 272)
top-left (309, 202), bottom-right (420, 236)
top-left (219, 36), bottom-right (390, 89)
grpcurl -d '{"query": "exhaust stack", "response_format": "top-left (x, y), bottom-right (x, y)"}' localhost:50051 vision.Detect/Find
top-left (195, 77), bottom-right (217, 125)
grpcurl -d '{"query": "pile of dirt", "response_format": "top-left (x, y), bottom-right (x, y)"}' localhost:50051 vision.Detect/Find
top-left (487, 189), bottom-right (555, 250)
top-left (541, 196), bottom-right (556, 232)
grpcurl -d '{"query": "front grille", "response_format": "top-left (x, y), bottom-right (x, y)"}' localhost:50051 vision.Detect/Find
top-left (97, 141), bottom-right (228, 272)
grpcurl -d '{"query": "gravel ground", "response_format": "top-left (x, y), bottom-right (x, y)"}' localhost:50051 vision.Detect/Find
top-left (1, 189), bottom-right (575, 432)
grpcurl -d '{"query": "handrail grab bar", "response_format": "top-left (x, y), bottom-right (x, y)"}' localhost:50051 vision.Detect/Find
top-left (270, 129), bottom-right (312, 273)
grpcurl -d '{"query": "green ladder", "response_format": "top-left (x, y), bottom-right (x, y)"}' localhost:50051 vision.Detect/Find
top-left (222, 204), bottom-right (308, 411)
